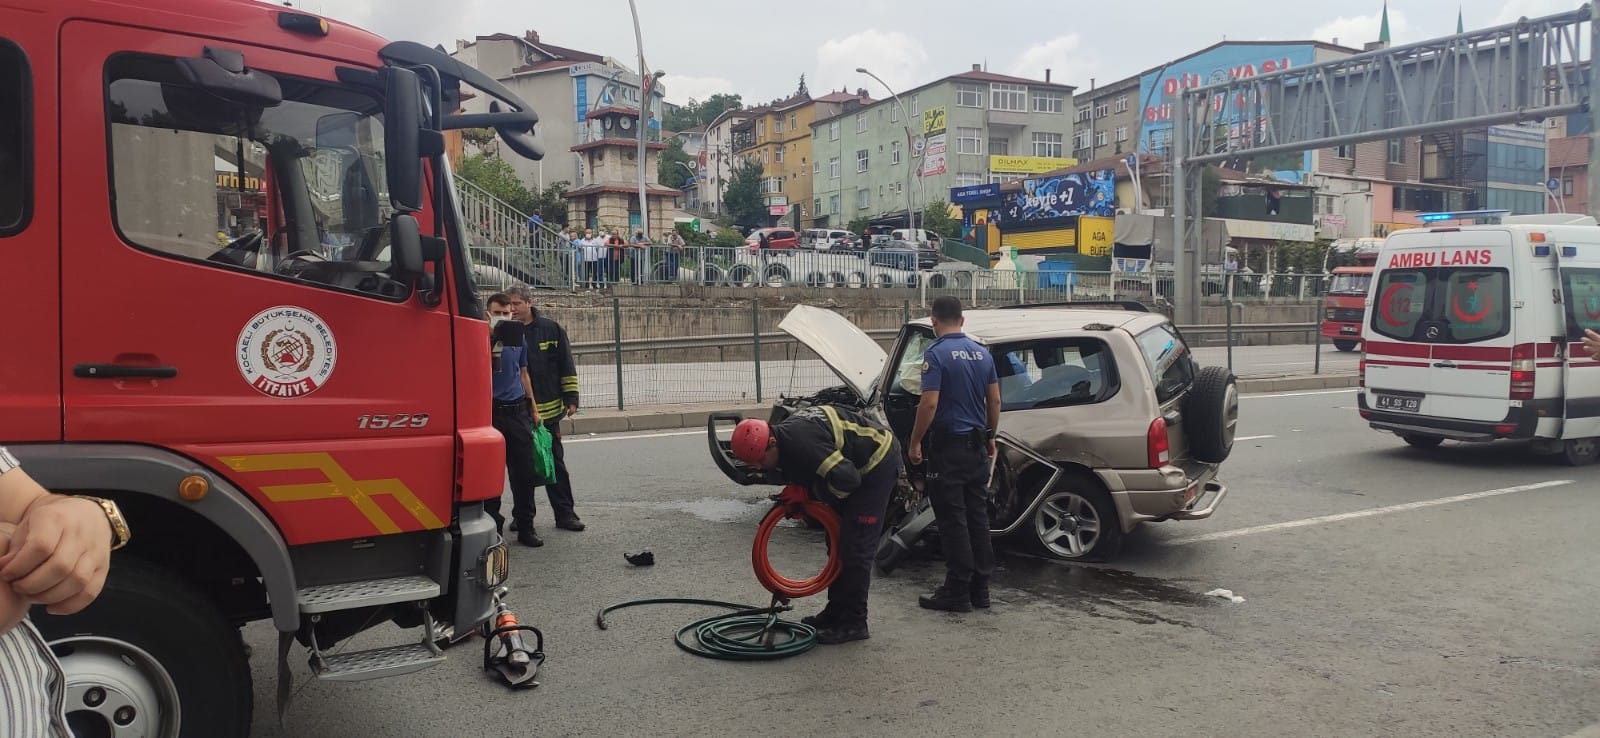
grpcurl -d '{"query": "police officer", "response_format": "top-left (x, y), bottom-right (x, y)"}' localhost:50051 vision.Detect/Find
top-left (908, 296), bottom-right (1000, 613)
top-left (486, 293), bottom-right (544, 546)
top-left (730, 405), bottom-right (901, 644)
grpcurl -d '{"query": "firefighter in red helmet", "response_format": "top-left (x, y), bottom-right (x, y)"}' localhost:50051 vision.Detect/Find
top-left (730, 406), bottom-right (901, 644)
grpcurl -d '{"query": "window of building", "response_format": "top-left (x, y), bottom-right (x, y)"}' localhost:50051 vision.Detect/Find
top-left (814, 160), bottom-right (821, 175)
top-left (956, 84), bottom-right (985, 108)
top-left (892, 140), bottom-right (903, 165)
top-left (856, 148), bottom-right (870, 172)
top-left (0, 39), bottom-right (30, 236)
top-left (989, 173), bottom-right (1026, 185)
top-left (991, 83), bottom-right (1027, 112)
top-left (1116, 126), bottom-right (1129, 142)
top-left (856, 114), bottom-right (866, 133)
top-left (1565, 178), bottom-right (1575, 196)
top-left (107, 54), bottom-right (406, 300)
top-left (910, 94), bottom-right (920, 117)
top-left (1031, 132), bottom-right (1064, 158)
top-left (758, 119), bottom-right (765, 137)
top-left (1076, 106), bottom-right (1090, 122)
top-left (858, 189), bottom-right (869, 209)
top-left (1387, 138), bottom-right (1405, 164)
top-left (774, 118), bottom-right (784, 134)
top-left (761, 177), bottom-right (784, 194)
top-left (775, 146), bottom-right (784, 163)
top-left (829, 157), bottom-right (840, 179)
top-left (1073, 131), bottom-right (1091, 151)
top-left (955, 174), bottom-right (984, 187)
top-left (1334, 144), bottom-right (1353, 159)
top-left (829, 120), bottom-right (840, 141)
top-left (1031, 91), bottom-right (1064, 114)
top-left (989, 137), bottom-right (1011, 156)
top-left (788, 113), bottom-right (796, 130)
top-left (1094, 130), bottom-right (1108, 147)
top-left (1115, 95), bottom-right (1129, 113)
top-left (829, 194), bottom-right (840, 214)
top-left (957, 127), bottom-right (983, 155)
top-left (1094, 102), bottom-right (1108, 118)
top-left (813, 198), bottom-right (822, 217)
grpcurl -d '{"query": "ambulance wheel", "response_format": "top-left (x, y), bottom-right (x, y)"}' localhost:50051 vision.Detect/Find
top-left (1333, 340), bottom-right (1359, 352)
top-left (33, 557), bottom-right (252, 738)
top-left (1402, 434), bottom-right (1444, 449)
top-left (1561, 437), bottom-right (1600, 466)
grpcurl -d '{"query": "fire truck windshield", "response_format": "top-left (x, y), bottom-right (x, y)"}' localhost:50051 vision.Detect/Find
top-left (1329, 273), bottom-right (1373, 294)
top-left (106, 54), bottom-right (411, 300)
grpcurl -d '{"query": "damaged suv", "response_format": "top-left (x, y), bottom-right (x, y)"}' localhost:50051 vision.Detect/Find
top-left (710, 302), bottom-right (1237, 562)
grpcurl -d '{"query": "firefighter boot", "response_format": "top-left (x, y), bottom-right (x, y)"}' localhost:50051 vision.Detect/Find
top-left (516, 523), bottom-right (544, 548)
top-left (970, 574), bottom-right (991, 609)
top-left (801, 601), bottom-right (843, 628)
top-left (814, 604), bottom-right (869, 645)
top-left (919, 575), bottom-right (974, 613)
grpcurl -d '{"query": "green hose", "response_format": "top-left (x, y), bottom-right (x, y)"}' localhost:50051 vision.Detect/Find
top-left (595, 597), bottom-right (818, 660)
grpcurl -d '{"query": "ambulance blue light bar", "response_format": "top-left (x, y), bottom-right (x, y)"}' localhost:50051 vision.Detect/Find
top-left (1419, 209), bottom-right (1513, 223)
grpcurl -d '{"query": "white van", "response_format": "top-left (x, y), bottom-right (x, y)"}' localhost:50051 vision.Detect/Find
top-left (1359, 213), bottom-right (1600, 465)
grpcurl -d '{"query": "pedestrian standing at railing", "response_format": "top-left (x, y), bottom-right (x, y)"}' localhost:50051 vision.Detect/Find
top-left (631, 229), bottom-right (650, 285)
top-left (581, 229), bottom-right (603, 289)
top-left (606, 228), bottom-right (626, 287)
top-left (526, 210), bottom-right (544, 248)
top-left (665, 227), bottom-right (685, 284)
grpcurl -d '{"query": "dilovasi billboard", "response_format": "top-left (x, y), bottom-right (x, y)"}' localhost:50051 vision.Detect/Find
top-left (996, 170), bottom-right (1116, 224)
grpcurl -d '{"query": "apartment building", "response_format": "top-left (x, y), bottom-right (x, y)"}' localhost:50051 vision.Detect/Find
top-left (810, 65), bottom-right (1074, 229)
top-left (701, 107), bottom-right (750, 216)
top-left (730, 88), bottom-right (874, 226)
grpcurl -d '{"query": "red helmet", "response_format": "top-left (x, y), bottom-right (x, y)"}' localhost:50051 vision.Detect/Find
top-left (730, 419), bottom-right (773, 465)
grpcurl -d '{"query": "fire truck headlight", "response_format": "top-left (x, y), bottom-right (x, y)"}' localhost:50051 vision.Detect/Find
top-left (481, 542), bottom-right (510, 589)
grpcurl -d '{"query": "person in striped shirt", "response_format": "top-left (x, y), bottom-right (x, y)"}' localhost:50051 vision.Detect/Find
top-left (1, 447), bottom-right (118, 737)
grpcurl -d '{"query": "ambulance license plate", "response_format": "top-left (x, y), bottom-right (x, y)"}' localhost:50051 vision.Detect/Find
top-left (1340, 325), bottom-right (1358, 334)
top-left (1375, 394), bottom-right (1421, 413)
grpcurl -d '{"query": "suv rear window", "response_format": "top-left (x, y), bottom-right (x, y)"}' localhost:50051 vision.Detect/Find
top-left (1134, 324), bottom-right (1195, 404)
top-left (1562, 267), bottom-right (1600, 340)
top-left (994, 339), bottom-right (1118, 410)
top-left (1371, 267), bottom-right (1510, 343)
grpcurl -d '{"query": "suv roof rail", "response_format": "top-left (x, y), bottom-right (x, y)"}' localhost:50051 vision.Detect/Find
top-left (993, 301), bottom-right (1150, 313)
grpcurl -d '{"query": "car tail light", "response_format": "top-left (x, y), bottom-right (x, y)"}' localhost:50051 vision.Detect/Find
top-left (1147, 417), bottom-right (1170, 469)
top-left (1511, 343), bottom-right (1535, 400)
top-left (1358, 356), bottom-right (1366, 388)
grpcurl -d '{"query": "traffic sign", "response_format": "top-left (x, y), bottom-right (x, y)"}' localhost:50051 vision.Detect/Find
top-left (1547, 177), bottom-right (1562, 192)
top-left (1126, 153), bottom-right (1138, 171)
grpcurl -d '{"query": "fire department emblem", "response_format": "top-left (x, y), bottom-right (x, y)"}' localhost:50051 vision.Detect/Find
top-left (237, 306), bottom-right (338, 398)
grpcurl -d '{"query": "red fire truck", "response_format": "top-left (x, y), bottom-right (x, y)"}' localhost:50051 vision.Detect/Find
top-left (1320, 239), bottom-right (1383, 352)
top-left (2, 1), bottom-right (543, 733)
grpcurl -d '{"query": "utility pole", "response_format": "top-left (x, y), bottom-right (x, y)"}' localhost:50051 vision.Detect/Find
top-left (1172, 86), bottom-right (1196, 324)
top-left (627, 0), bottom-right (652, 240)
top-left (858, 67), bottom-right (920, 235)
top-left (1589, 4), bottom-right (1600, 224)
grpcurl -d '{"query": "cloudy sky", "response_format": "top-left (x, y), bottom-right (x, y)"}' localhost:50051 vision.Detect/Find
top-left (305, 0), bottom-right (1579, 106)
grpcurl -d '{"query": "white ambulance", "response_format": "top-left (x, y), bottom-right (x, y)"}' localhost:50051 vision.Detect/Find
top-left (1359, 212), bottom-right (1600, 465)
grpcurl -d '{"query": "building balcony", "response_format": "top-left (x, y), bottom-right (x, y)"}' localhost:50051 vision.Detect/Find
top-left (987, 110), bottom-right (1030, 128)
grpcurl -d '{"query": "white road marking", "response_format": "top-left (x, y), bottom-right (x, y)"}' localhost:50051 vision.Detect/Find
top-left (1235, 435), bottom-right (1275, 442)
top-left (1241, 388), bottom-right (1358, 400)
top-left (1167, 480), bottom-right (1575, 546)
top-left (565, 429), bottom-right (707, 444)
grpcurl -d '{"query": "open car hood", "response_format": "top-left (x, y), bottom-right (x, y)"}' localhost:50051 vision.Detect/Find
top-left (779, 305), bottom-right (888, 402)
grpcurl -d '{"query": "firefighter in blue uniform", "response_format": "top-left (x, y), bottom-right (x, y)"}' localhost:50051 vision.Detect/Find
top-left (908, 296), bottom-right (1001, 612)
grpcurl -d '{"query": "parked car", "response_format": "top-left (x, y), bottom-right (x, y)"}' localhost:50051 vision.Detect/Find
top-left (802, 229), bottom-right (854, 250)
top-left (868, 240), bottom-right (939, 271)
top-left (709, 302), bottom-right (1236, 562)
top-left (745, 227), bottom-right (800, 251)
top-left (892, 228), bottom-right (945, 250)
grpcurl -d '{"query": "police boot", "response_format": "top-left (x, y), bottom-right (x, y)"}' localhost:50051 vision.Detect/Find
top-left (814, 605), bottom-right (869, 645)
top-left (919, 575), bottom-right (974, 613)
top-left (970, 575), bottom-right (991, 609)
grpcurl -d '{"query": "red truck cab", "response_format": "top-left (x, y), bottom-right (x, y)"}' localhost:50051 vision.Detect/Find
top-left (1321, 248), bottom-right (1379, 352)
top-left (1, 1), bottom-right (543, 733)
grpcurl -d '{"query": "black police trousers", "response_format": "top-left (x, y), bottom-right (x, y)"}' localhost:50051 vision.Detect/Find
top-left (925, 431), bottom-right (996, 584)
top-left (488, 399), bottom-right (539, 532)
top-left (825, 454), bottom-right (902, 621)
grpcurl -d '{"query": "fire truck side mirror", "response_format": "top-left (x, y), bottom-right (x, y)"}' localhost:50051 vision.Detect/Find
top-left (391, 214), bottom-right (425, 278)
top-left (383, 67), bottom-right (424, 213)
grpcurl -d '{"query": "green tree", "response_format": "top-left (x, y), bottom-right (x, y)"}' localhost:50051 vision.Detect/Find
top-left (529, 181), bottom-right (571, 227)
top-left (723, 158), bottom-right (767, 228)
top-left (457, 153), bottom-right (536, 215)
top-left (847, 216), bottom-right (873, 235)
top-left (658, 137), bottom-right (695, 189)
top-left (663, 93), bottom-right (745, 131)
top-left (1201, 167), bottom-right (1222, 217)
top-left (460, 128), bottom-right (497, 148)
top-left (711, 228), bottom-right (748, 248)
top-left (920, 199), bottom-right (961, 239)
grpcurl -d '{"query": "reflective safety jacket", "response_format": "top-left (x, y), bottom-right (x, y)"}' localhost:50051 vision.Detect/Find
top-left (771, 405), bottom-right (898, 498)
top-left (524, 313), bottom-right (579, 421)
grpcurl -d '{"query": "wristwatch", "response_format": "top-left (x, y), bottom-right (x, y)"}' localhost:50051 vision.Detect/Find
top-left (76, 496), bottom-right (131, 551)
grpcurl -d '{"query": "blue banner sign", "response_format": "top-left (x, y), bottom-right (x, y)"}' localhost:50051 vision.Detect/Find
top-left (949, 183), bottom-right (1001, 203)
top-left (997, 170), bottom-right (1116, 223)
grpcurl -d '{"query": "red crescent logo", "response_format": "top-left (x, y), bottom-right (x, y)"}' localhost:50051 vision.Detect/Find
top-left (1379, 283), bottom-right (1411, 327)
top-left (1451, 294), bottom-right (1492, 323)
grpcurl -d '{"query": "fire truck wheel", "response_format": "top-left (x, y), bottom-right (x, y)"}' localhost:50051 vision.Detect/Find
top-left (1333, 340), bottom-right (1360, 352)
top-left (33, 557), bottom-right (252, 738)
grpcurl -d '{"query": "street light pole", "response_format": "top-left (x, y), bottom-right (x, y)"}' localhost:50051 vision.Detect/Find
top-left (857, 67), bottom-right (920, 235)
top-left (627, 0), bottom-right (656, 240)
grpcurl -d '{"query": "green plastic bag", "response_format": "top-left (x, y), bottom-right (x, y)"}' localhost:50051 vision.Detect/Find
top-left (530, 422), bottom-right (557, 486)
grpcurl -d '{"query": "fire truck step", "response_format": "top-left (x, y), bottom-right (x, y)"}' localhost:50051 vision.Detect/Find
top-left (297, 575), bottom-right (442, 614)
top-left (311, 642), bottom-right (445, 682)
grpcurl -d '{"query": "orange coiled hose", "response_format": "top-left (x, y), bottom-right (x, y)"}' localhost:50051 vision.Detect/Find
top-left (751, 484), bottom-right (842, 599)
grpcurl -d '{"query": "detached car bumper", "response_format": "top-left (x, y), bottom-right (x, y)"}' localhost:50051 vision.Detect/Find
top-left (1099, 464), bottom-right (1227, 531)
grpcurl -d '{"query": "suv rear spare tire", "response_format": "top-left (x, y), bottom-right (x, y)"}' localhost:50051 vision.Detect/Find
top-left (1185, 365), bottom-right (1238, 464)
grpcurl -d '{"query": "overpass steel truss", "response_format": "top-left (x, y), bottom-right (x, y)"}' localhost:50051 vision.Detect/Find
top-left (1169, 5), bottom-right (1597, 323)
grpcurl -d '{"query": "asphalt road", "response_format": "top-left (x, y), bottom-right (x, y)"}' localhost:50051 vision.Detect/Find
top-left (581, 342), bottom-right (1359, 407)
top-left (245, 387), bottom-right (1598, 737)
